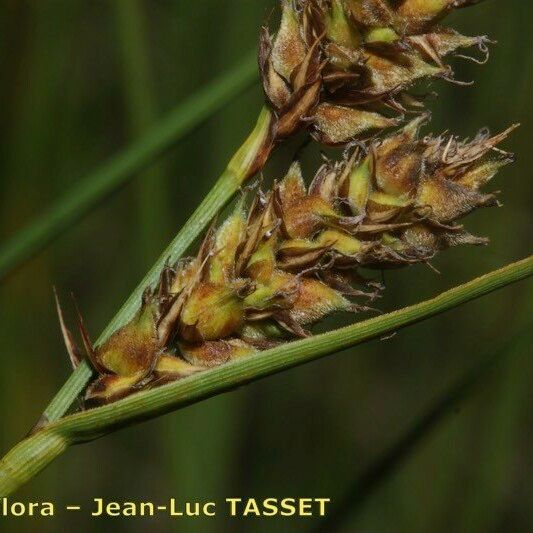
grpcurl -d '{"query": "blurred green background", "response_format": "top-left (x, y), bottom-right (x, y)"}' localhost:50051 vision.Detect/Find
top-left (0, 1), bottom-right (531, 531)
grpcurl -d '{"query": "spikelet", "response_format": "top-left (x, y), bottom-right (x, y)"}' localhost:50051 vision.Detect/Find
top-left (277, 117), bottom-right (517, 267)
top-left (260, 0), bottom-right (491, 142)
top-left (55, 117), bottom-right (515, 406)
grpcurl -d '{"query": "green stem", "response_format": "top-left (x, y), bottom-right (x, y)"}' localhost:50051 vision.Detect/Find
top-left (42, 106), bottom-right (274, 423)
top-left (0, 433), bottom-right (69, 498)
top-left (2, 256), bottom-right (531, 497)
top-left (0, 48), bottom-right (259, 282)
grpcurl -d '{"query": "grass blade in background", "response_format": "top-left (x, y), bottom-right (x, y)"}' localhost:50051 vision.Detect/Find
top-left (115, 0), bottom-right (169, 259)
top-left (313, 329), bottom-right (531, 532)
top-left (455, 303), bottom-right (533, 532)
top-left (0, 48), bottom-right (258, 281)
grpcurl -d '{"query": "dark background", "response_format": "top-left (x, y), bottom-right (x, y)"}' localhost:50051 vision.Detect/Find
top-left (0, 1), bottom-right (531, 531)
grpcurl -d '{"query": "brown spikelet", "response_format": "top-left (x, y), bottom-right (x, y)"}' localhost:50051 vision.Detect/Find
top-left (260, 0), bottom-right (492, 142)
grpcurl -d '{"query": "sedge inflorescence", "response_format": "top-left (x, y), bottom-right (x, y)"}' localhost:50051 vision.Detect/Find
top-left (59, 117), bottom-right (514, 405)
top-left (55, 0), bottom-right (517, 406)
